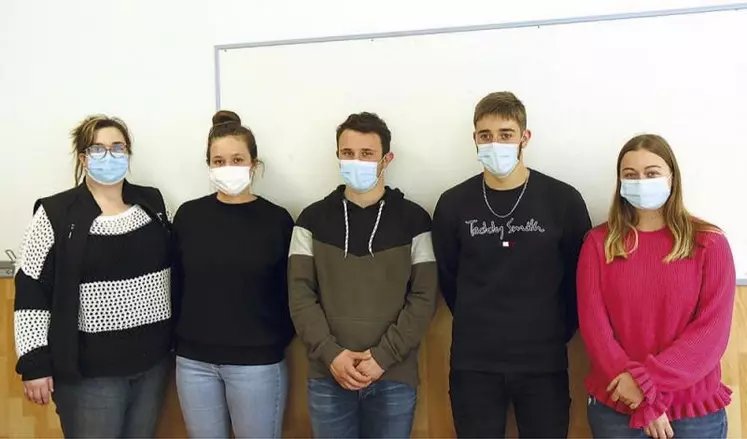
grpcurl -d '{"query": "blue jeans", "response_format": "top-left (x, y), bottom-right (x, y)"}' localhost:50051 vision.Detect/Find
top-left (175, 356), bottom-right (288, 438)
top-left (587, 396), bottom-right (727, 438)
top-left (308, 378), bottom-right (417, 438)
top-left (52, 356), bottom-right (169, 438)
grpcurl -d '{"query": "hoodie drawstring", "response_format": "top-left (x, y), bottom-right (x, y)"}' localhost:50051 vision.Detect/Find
top-left (343, 199), bottom-right (350, 258)
top-left (368, 201), bottom-right (384, 257)
top-left (342, 199), bottom-right (385, 258)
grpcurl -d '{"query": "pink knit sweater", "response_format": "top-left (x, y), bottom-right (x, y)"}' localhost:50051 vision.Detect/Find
top-left (577, 224), bottom-right (736, 428)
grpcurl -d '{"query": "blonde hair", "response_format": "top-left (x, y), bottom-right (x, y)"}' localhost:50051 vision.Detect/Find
top-left (604, 134), bottom-right (719, 263)
top-left (70, 115), bottom-right (132, 185)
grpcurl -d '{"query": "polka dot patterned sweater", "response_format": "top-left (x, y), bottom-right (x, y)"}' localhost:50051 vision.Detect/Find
top-left (14, 204), bottom-right (172, 380)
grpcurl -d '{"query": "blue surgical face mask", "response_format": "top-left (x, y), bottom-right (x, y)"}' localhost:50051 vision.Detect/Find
top-left (340, 159), bottom-right (381, 193)
top-left (86, 154), bottom-right (129, 185)
top-left (477, 143), bottom-right (520, 177)
top-left (620, 176), bottom-right (671, 210)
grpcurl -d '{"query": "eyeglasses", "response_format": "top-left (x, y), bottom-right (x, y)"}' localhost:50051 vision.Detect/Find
top-left (86, 143), bottom-right (129, 160)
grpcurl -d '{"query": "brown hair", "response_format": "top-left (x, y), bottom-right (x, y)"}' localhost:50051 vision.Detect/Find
top-left (604, 134), bottom-right (719, 263)
top-left (473, 91), bottom-right (527, 131)
top-left (71, 115), bottom-right (132, 185)
top-left (206, 110), bottom-right (258, 164)
top-left (336, 112), bottom-right (392, 155)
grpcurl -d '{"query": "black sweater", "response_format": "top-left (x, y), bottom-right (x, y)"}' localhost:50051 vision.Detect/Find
top-left (432, 170), bottom-right (591, 373)
top-left (172, 194), bottom-right (295, 365)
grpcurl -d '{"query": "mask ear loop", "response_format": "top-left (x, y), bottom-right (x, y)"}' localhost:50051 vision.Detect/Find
top-left (376, 154), bottom-right (390, 180)
top-left (517, 131), bottom-right (527, 161)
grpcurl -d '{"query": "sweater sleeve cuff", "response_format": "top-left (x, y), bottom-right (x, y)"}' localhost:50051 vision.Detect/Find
top-left (318, 341), bottom-right (345, 368)
top-left (370, 346), bottom-right (397, 371)
top-left (16, 347), bottom-right (53, 381)
top-left (627, 361), bottom-right (673, 429)
top-left (627, 361), bottom-right (657, 404)
top-left (629, 392), bottom-right (673, 429)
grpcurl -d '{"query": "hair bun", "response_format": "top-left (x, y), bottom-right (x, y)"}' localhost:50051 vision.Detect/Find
top-left (212, 110), bottom-right (241, 127)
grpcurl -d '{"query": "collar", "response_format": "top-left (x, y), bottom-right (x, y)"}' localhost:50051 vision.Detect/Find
top-left (73, 179), bottom-right (149, 213)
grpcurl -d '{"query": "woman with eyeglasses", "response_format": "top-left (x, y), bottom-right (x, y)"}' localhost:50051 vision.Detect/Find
top-left (171, 111), bottom-right (295, 438)
top-left (578, 134), bottom-right (735, 439)
top-left (13, 115), bottom-right (172, 437)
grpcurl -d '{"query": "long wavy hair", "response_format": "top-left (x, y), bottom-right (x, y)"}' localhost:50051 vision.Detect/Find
top-left (604, 134), bottom-right (719, 263)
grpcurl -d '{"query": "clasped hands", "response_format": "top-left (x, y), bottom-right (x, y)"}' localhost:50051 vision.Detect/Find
top-left (329, 349), bottom-right (384, 390)
top-left (608, 372), bottom-right (674, 439)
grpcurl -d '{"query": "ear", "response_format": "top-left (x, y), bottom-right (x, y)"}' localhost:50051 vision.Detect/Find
top-left (521, 129), bottom-right (532, 148)
top-left (78, 153), bottom-right (88, 170)
top-left (382, 152), bottom-right (394, 168)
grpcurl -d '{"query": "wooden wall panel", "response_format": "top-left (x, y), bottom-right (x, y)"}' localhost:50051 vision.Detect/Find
top-left (1, 278), bottom-right (745, 438)
top-left (1, 278), bottom-right (62, 438)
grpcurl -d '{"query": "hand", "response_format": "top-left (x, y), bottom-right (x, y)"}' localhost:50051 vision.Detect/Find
top-left (356, 350), bottom-right (384, 381)
top-left (330, 350), bottom-right (373, 391)
top-left (607, 372), bottom-right (644, 409)
top-left (23, 377), bottom-right (54, 405)
top-left (644, 413), bottom-right (674, 439)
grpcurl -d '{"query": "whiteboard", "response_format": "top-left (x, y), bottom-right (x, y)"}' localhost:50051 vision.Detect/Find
top-left (218, 9), bottom-right (747, 281)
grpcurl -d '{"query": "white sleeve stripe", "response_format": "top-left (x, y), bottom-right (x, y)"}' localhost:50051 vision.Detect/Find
top-left (16, 206), bottom-right (55, 280)
top-left (289, 226), bottom-right (313, 257)
top-left (14, 309), bottom-right (50, 358)
top-left (411, 231), bottom-right (436, 265)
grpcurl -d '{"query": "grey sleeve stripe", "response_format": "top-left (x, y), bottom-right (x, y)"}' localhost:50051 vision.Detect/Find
top-left (411, 231), bottom-right (436, 265)
top-left (289, 226), bottom-right (313, 257)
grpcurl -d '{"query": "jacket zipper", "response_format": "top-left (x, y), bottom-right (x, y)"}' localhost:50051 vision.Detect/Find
top-left (68, 223), bottom-right (75, 239)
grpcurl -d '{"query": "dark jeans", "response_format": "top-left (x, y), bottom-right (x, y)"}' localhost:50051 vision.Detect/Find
top-left (307, 378), bottom-right (417, 438)
top-left (587, 396), bottom-right (727, 438)
top-left (449, 369), bottom-right (570, 438)
top-left (53, 357), bottom-right (169, 438)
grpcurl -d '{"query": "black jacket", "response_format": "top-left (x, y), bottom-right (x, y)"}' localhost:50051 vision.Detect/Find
top-left (22, 180), bottom-right (170, 382)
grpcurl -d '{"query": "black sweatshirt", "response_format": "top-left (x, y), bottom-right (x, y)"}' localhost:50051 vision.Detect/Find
top-left (172, 194), bottom-right (295, 365)
top-left (432, 170), bottom-right (591, 373)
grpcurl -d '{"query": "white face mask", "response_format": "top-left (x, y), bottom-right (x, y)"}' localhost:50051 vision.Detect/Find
top-left (209, 166), bottom-right (252, 196)
top-left (477, 143), bottom-right (520, 177)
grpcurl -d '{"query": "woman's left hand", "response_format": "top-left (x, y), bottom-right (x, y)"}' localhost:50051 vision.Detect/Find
top-left (607, 372), bottom-right (644, 409)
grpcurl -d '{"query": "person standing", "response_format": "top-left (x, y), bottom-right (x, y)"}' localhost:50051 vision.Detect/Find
top-left (14, 115), bottom-right (172, 437)
top-left (578, 134), bottom-right (734, 439)
top-left (288, 112), bottom-right (438, 438)
top-left (172, 111), bottom-right (295, 438)
top-left (432, 92), bottom-right (592, 438)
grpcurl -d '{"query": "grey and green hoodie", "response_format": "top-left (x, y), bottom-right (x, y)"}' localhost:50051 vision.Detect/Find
top-left (288, 185), bottom-right (438, 387)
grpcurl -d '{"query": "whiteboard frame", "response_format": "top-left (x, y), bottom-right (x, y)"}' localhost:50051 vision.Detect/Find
top-left (213, 2), bottom-right (747, 285)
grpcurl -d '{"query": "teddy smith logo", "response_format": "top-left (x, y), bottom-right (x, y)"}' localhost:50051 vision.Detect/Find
top-left (465, 218), bottom-right (545, 240)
